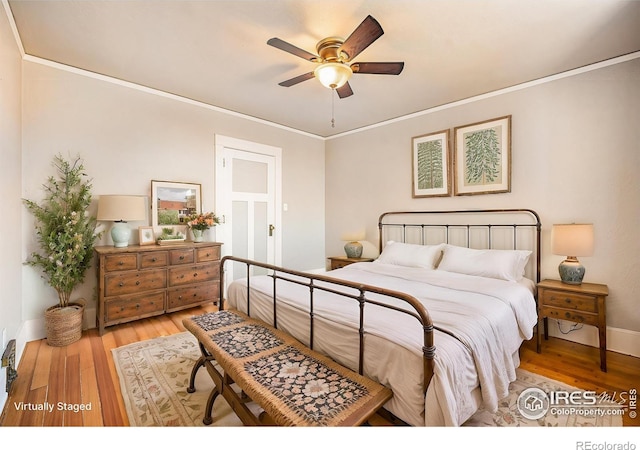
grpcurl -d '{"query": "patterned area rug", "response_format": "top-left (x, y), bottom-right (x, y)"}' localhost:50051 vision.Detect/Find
top-left (112, 332), bottom-right (623, 427)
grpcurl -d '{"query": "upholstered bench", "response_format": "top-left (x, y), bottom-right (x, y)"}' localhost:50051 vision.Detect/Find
top-left (183, 309), bottom-right (392, 426)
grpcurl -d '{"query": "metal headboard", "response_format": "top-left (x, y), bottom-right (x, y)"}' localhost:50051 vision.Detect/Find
top-left (378, 209), bottom-right (542, 283)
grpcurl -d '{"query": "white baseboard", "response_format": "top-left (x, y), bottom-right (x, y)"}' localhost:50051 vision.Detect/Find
top-left (547, 319), bottom-right (640, 358)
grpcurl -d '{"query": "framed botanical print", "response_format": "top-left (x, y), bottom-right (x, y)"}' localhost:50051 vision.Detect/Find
top-left (453, 115), bottom-right (511, 196)
top-left (411, 129), bottom-right (451, 198)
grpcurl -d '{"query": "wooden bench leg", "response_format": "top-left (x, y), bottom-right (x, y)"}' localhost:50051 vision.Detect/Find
top-left (203, 386), bottom-right (220, 425)
top-left (187, 342), bottom-right (211, 393)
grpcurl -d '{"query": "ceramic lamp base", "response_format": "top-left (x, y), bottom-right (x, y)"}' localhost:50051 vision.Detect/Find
top-left (344, 241), bottom-right (363, 258)
top-left (558, 257), bottom-right (585, 285)
top-left (111, 221), bottom-right (131, 248)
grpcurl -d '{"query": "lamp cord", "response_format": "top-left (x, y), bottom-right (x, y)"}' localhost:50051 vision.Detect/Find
top-left (555, 319), bottom-right (584, 334)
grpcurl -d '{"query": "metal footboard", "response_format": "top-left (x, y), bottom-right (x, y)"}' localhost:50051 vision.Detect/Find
top-left (218, 256), bottom-right (435, 395)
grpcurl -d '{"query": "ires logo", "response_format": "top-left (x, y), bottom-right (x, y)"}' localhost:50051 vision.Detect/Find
top-left (549, 391), bottom-right (597, 405)
top-left (517, 387), bottom-right (629, 420)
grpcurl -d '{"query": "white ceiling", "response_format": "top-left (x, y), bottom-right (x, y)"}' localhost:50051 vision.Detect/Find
top-left (7, 0), bottom-right (640, 138)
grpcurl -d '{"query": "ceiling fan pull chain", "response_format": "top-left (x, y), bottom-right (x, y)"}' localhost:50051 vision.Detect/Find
top-left (331, 89), bottom-right (336, 128)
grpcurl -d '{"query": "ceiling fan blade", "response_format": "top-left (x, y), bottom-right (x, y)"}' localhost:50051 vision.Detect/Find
top-left (267, 38), bottom-right (318, 61)
top-left (336, 82), bottom-right (354, 99)
top-left (338, 15), bottom-right (384, 61)
top-left (278, 72), bottom-right (315, 87)
top-left (351, 62), bottom-right (404, 75)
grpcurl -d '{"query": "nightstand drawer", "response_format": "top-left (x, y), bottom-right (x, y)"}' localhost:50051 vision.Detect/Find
top-left (540, 306), bottom-right (599, 327)
top-left (541, 289), bottom-right (598, 313)
top-left (331, 260), bottom-right (351, 270)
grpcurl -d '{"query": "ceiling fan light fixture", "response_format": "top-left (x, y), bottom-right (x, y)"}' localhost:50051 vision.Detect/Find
top-left (314, 62), bottom-right (352, 90)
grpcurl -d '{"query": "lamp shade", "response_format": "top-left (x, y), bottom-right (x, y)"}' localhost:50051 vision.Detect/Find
top-left (97, 195), bottom-right (146, 222)
top-left (551, 224), bottom-right (594, 257)
top-left (314, 62), bottom-right (353, 89)
top-left (340, 230), bottom-right (366, 242)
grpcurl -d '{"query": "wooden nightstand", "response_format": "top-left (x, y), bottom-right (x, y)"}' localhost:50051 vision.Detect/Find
top-left (327, 256), bottom-right (375, 270)
top-left (536, 279), bottom-right (609, 371)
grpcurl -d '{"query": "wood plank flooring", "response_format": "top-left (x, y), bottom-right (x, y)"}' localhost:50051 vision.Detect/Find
top-left (1, 304), bottom-right (639, 426)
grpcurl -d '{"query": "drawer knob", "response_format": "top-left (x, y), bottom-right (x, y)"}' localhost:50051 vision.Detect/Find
top-left (178, 295), bottom-right (183, 300)
top-left (136, 303), bottom-right (140, 309)
top-left (118, 261), bottom-right (124, 266)
top-left (119, 282), bottom-right (124, 287)
top-left (193, 293), bottom-right (197, 297)
top-left (135, 281), bottom-right (140, 286)
top-left (179, 255), bottom-right (185, 260)
top-left (565, 297), bottom-right (571, 304)
top-left (119, 306), bottom-right (124, 312)
top-left (151, 257), bottom-right (157, 262)
top-left (193, 273), bottom-right (198, 277)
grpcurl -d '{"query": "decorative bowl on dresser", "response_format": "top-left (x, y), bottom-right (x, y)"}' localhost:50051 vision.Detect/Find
top-left (94, 242), bottom-right (222, 335)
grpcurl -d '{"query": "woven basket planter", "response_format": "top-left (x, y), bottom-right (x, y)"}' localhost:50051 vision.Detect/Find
top-left (44, 299), bottom-right (85, 347)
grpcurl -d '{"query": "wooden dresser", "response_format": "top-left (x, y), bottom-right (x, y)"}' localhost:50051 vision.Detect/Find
top-left (94, 242), bottom-right (222, 335)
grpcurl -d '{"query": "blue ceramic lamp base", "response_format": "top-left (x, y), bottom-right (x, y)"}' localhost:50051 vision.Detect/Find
top-left (111, 221), bottom-right (132, 248)
top-left (558, 257), bottom-right (585, 285)
top-left (344, 241), bottom-right (363, 258)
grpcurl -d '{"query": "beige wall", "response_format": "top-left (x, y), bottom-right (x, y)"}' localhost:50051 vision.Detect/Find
top-left (325, 58), bottom-right (640, 334)
top-left (0, 6), bottom-right (23, 407)
top-left (20, 60), bottom-right (326, 325)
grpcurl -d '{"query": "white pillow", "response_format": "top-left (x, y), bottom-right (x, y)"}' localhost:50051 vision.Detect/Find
top-left (376, 241), bottom-right (443, 269)
top-left (437, 244), bottom-right (531, 282)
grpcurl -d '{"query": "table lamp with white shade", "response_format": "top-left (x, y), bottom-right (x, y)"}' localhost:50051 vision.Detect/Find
top-left (551, 223), bottom-right (594, 285)
top-left (341, 230), bottom-right (366, 258)
top-left (97, 195), bottom-right (146, 248)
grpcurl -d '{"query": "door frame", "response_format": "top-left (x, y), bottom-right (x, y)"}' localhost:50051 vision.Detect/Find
top-left (214, 134), bottom-right (282, 268)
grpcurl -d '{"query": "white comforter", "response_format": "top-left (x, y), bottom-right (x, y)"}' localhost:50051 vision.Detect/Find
top-left (225, 261), bottom-right (538, 426)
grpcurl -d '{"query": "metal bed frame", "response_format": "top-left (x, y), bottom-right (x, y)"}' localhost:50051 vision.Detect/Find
top-left (218, 209), bottom-right (542, 404)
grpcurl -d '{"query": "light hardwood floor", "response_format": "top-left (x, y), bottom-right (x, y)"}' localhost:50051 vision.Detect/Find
top-left (1, 303), bottom-right (639, 427)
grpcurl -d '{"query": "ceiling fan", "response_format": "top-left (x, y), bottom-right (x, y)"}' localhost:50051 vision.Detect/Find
top-left (267, 15), bottom-right (404, 99)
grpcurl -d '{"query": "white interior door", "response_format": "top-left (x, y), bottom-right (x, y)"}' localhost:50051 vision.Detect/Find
top-left (215, 135), bottom-right (282, 285)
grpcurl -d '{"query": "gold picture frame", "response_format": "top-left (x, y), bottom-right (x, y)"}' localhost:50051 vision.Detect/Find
top-left (453, 115), bottom-right (511, 196)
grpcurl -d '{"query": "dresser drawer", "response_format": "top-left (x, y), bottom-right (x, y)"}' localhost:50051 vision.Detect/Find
top-left (105, 269), bottom-right (167, 296)
top-left (167, 282), bottom-right (218, 310)
top-left (196, 246), bottom-right (221, 262)
top-left (140, 251), bottom-right (168, 269)
top-left (170, 248), bottom-right (195, 265)
top-left (105, 291), bottom-right (165, 321)
top-left (540, 306), bottom-right (599, 327)
top-left (541, 289), bottom-right (598, 313)
top-left (168, 263), bottom-right (219, 287)
top-left (104, 254), bottom-right (137, 272)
